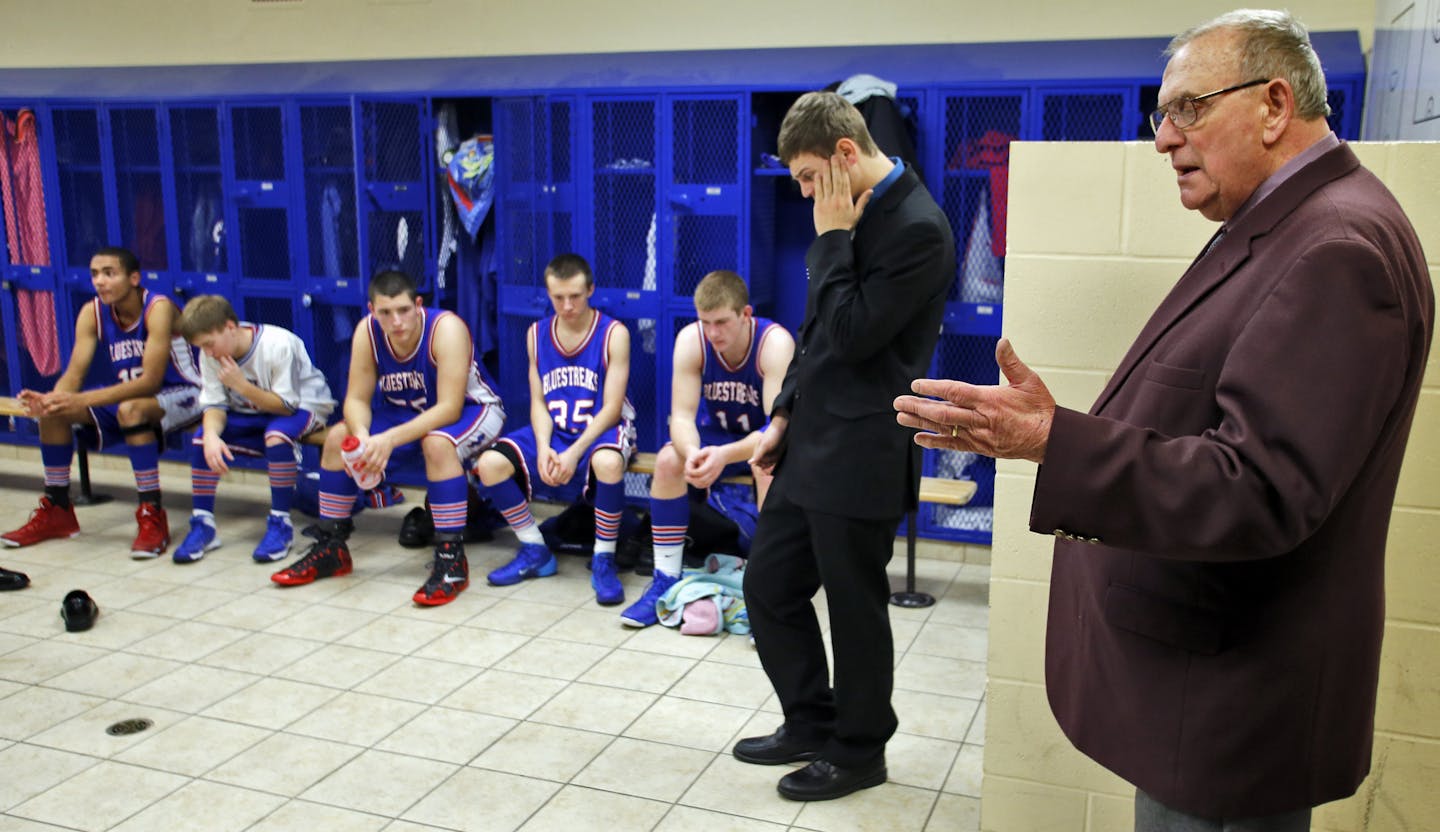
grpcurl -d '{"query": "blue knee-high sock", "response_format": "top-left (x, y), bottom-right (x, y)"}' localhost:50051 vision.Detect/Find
top-left (428, 474), bottom-right (468, 534)
top-left (593, 480), bottom-right (624, 556)
top-left (128, 442), bottom-right (161, 504)
top-left (266, 443), bottom-right (298, 513)
top-left (648, 494), bottom-right (689, 577)
top-left (318, 467), bottom-right (358, 521)
top-left (485, 478), bottom-right (542, 544)
top-left (190, 441), bottom-right (219, 514)
top-left (41, 442), bottom-right (74, 507)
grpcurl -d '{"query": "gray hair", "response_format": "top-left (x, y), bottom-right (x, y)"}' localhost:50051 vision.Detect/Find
top-left (1167, 9), bottom-right (1331, 120)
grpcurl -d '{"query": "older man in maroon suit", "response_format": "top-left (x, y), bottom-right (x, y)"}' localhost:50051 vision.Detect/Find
top-left (896, 9), bottom-right (1433, 832)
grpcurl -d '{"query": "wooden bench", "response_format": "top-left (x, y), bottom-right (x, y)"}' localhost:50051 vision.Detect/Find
top-left (625, 450), bottom-right (977, 608)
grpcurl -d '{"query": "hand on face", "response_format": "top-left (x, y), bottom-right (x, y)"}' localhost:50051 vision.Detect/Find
top-left (812, 153), bottom-right (872, 236)
top-left (216, 355), bottom-right (246, 391)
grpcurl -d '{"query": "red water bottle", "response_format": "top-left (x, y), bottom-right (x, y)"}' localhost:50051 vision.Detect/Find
top-left (340, 435), bottom-right (383, 490)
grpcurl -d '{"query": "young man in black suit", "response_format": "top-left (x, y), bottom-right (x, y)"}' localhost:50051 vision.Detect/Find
top-left (734, 91), bottom-right (955, 801)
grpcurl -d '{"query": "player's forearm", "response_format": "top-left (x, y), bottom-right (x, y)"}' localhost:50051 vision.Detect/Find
top-left (722, 433), bottom-right (763, 465)
top-left (78, 374), bottom-right (164, 408)
top-left (343, 398), bottom-right (373, 438)
top-left (529, 400), bottom-right (553, 446)
top-left (238, 384), bottom-right (293, 416)
top-left (668, 418), bottom-right (701, 459)
top-left (202, 407), bottom-right (227, 431)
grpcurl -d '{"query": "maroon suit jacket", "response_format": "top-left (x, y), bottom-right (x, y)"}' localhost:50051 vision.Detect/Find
top-left (1031, 143), bottom-right (1434, 818)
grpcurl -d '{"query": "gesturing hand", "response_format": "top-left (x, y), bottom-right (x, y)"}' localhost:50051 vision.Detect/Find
top-left (893, 339), bottom-right (1055, 464)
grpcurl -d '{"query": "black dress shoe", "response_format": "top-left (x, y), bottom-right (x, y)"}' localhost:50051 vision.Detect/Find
top-left (398, 506), bottom-right (433, 548)
top-left (732, 725), bottom-right (825, 765)
top-left (777, 757), bottom-right (887, 801)
top-left (399, 500), bottom-right (496, 549)
top-left (61, 590), bottom-right (98, 632)
top-left (0, 566), bottom-right (29, 591)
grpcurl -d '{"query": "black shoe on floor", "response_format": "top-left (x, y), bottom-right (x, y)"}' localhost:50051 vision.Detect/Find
top-left (399, 501), bottom-right (495, 549)
top-left (777, 757), bottom-right (887, 801)
top-left (398, 506), bottom-right (432, 548)
top-left (0, 566), bottom-right (29, 591)
top-left (61, 589), bottom-right (98, 632)
top-left (732, 725), bottom-right (825, 765)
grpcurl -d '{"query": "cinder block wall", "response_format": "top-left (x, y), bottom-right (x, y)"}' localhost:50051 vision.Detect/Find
top-left (984, 141), bottom-right (1440, 832)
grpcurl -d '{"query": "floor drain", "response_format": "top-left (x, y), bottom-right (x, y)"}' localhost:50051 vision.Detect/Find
top-left (106, 718), bottom-right (153, 736)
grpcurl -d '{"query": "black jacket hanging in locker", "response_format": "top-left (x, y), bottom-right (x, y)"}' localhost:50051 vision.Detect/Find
top-left (825, 75), bottom-right (922, 179)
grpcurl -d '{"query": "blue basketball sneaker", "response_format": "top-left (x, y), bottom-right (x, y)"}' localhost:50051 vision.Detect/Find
top-left (487, 542), bottom-right (558, 586)
top-left (591, 554), bottom-right (624, 606)
top-left (619, 570), bottom-right (680, 628)
top-left (172, 515), bottom-right (220, 564)
top-left (252, 514), bottom-right (294, 563)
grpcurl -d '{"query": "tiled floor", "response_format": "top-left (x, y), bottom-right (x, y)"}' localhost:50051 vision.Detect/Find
top-left (0, 454), bottom-right (987, 832)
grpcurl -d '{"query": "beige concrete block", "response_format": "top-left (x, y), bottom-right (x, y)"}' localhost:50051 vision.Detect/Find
top-left (1374, 623), bottom-right (1440, 739)
top-left (1003, 256), bottom-right (1177, 370)
top-left (983, 680), bottom-right (1129, 795)
top-left (1394, 390), bottom-right (1439, 509)
top-left (991, 473), bottom-right (1053, 583)
top-left (1348, 142), bottom-right (1391, 181)
top-left (1312, 786), bottom-right (1366, 832)
top-left (1087, 792), bottom-right (1135, 832)
top-left (1122, 141), bottom-right (1218, 259)
top-left (994, 455), bottom-right (1039, 477)
top-left (1382, 142), bottom-right (1440, 262)
top-left (1384, 507), bottom-right (1440, 624)
top-left (986, 579), bottom-right (1049, 683)
top-left (1009, 142), bottom-right (1125, 257)
top-left (1034, 368), bottom-right (1112, 416)
top-left (1427, 322), bottom-right (1440, 392)
top-left (980, 773), bottom-right (1088, 832)
top-left (1342, 734), bottom-right (1440, 832)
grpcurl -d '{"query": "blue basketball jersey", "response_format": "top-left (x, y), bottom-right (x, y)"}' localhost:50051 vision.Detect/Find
top-left (368, 306), bottom-right (501, 414)
top-left (533, 309), bottom-right (634, 438)
top-left (699, 316), bottom-right (780, 437)
top-left (92, 290), bottom-right (201, 389)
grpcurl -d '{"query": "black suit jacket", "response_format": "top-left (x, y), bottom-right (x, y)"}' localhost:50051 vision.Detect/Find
top-left (772, 165), bottom-right (955, 519)
top-left (1033, 143), bottom-right (1434, 817)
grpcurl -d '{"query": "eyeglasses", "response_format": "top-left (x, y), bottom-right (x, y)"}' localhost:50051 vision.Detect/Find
top-left (1148, 79), bottom-right (1269, 134)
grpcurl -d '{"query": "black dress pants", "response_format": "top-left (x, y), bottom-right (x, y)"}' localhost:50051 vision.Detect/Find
top-left (742, 472), bottom-right (899, 768)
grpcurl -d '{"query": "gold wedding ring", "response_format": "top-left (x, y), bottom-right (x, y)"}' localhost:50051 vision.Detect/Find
top-left (950, 425), bottom-right (959, 438)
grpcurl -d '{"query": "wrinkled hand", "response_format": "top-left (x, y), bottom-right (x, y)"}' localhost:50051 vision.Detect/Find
top-left (749, 415), bottom-right (788, 475)
top-left (684, 446), bottom-right (726, 489)
top-left (203, 434), bottom-right (233, 474)
top-left (893, 339), bottom-right (1054, 463)
top-left (813, 153), bottom-right (872, 235)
